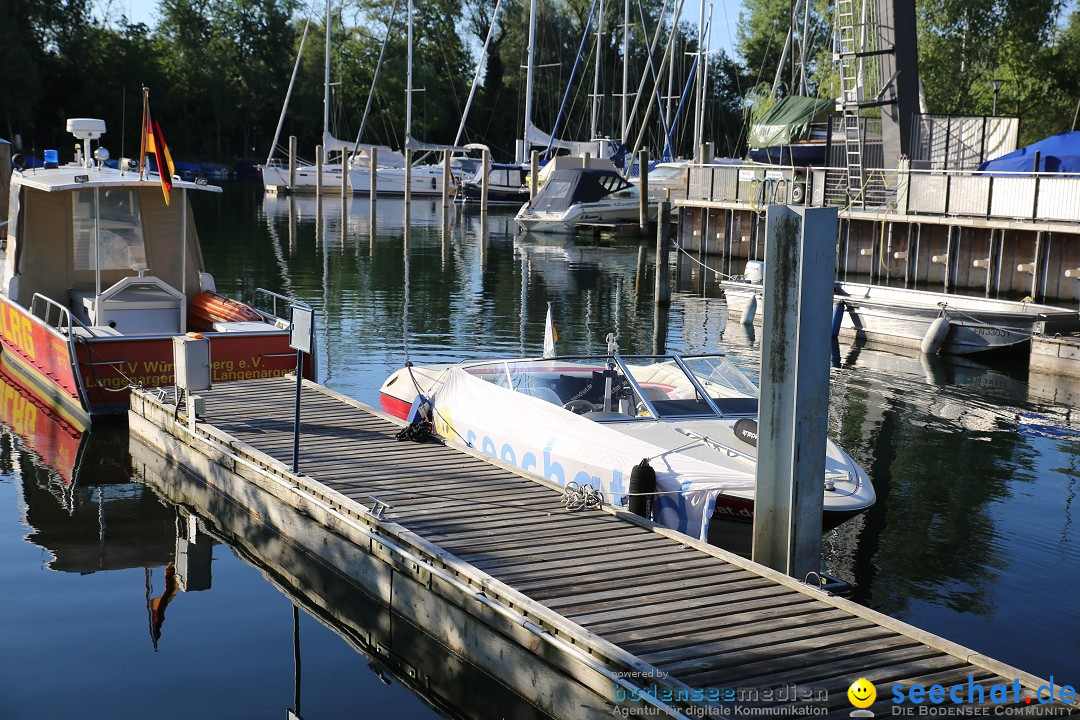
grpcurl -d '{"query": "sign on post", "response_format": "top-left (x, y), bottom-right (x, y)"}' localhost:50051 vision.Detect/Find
top-left (290, 304), bottom-right (314, 473)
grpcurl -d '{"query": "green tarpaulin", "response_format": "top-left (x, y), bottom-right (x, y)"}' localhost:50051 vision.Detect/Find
top-left (748, 96), bottom-right (833, 148)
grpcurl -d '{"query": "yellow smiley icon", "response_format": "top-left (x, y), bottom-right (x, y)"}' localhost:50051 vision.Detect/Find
top-left (848, 678), bottom-right (876, 708)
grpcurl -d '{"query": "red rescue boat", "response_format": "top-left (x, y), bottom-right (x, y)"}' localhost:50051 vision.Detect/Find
top-left (0, 116), bottom-right (315, 424)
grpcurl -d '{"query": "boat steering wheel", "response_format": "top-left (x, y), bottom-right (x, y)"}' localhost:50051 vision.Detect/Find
top-left (562, 399), bottom-right (598, 415)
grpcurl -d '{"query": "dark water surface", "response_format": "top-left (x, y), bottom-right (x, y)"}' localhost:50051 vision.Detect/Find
top-left (1, 184), bottom-right (1078, 718)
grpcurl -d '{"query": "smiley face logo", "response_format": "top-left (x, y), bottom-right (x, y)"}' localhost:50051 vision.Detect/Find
top-left (848, 678), bottom-right (876, 708)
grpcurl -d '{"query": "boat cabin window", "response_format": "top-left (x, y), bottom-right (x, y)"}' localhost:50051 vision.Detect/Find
top-left (72, 189), bottom-right (146, 270)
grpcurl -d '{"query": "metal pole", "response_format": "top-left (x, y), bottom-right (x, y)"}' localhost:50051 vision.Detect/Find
top-left (751, 206), bottom-right (837, 581)
top-left (180, 188), bottom-right (187, 332)
top-left (655, 197), bottom-right (671, 306)
top-left (522, 0), bottom-right (537, 164)
top-left (369, 146), bottom-right (378, 217)
top-left (442, 149), bottom-right (451, 211)
top-left (94, 188), bottom-right (101, 304)
top-left (639, 149), bottom-right (649, 233)
top-left (288, 135), bottom-right (297, 191)
top-left (292, 348), bottom-right (303, 473)
top-left (315, 145), bottom-right (323, 195)
top-left (530, 150), bottom-right (539, 199)
top-left (481, 148), bottom-right (490, 210)
top-left (341, 149), bottom-right (347, 199)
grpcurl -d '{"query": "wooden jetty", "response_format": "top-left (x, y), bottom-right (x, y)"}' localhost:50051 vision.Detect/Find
top-left (129, 376), bottom-right (1078, 718)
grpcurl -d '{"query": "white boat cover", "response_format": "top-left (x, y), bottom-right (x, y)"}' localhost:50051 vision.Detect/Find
top-left (431, 368), bottom-right (756, 540)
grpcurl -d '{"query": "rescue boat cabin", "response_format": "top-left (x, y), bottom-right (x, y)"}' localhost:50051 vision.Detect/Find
top-left (0, 118), bottom-right (307, 424)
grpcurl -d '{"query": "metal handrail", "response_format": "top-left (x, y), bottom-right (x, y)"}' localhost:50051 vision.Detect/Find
top-left (30, 293), bottom-right (81, 334)
top-left (252, 288), bottom-right (311, 324)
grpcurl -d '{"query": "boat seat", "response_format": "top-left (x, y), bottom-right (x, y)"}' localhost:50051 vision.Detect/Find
top-left (638, 385), bottom-right (670, 402)
top-left (519, 386), bottom-right (562, 406)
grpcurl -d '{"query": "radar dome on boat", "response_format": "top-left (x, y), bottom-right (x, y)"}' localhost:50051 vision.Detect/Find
top-left (66, 118), bottom-right (106, 140)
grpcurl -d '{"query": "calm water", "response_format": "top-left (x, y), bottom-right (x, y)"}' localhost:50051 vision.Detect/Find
top-left (1, 183), bottom-right (1078, 718)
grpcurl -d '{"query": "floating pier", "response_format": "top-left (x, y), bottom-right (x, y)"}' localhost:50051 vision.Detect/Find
top-left (129, 377), bottom-right (1077, 718)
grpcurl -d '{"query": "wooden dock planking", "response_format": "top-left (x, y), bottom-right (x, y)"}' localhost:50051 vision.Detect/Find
top-left (130, 376), bottom-right (1077, 719)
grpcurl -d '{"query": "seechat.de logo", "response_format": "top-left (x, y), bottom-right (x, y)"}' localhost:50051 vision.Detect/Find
top-left (849, 678), bottom-right (877, 718)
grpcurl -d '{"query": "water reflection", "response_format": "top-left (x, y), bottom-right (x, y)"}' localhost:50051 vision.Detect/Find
top-left (129, 433), bottom-right (608, 719)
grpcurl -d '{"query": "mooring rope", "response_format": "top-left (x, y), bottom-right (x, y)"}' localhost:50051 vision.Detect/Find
top-left (562, 482), bottom-right (604, 511)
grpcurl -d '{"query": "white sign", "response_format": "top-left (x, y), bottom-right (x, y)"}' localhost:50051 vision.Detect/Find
top-left (738, 169), bottom-right (755, 182)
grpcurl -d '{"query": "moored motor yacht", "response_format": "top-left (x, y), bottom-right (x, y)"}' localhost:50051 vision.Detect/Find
top-left (380, 351), bottom-right (875, 541)
top-left (1, 117), bottom-right (312, 425)
top-left (515, 167), bottom-right (657, 234)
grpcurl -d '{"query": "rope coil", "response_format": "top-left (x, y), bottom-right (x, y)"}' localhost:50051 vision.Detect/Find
top-left (563, 482), bottom-right (604, 511)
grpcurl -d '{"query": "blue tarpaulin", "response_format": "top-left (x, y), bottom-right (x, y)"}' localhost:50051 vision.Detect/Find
top-left (976, 131), bottom-right (1080, 174)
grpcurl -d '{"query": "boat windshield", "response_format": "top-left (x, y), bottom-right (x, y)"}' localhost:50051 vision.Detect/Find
top-left (461, 354), bottom-right (757, 420)
top-left (72, 189), bottom-right (147, 270)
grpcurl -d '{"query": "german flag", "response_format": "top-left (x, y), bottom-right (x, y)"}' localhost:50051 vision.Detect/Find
top-left (139, 89), bottom-right (175, 205)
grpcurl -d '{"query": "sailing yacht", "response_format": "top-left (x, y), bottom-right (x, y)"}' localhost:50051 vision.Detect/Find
top-left (261, 0), bottom-right (354, 194)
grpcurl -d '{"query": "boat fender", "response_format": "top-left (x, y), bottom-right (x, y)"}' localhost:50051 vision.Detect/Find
top-left (733, 418), bottom-right (758, 447)
top-left (628, 459), bottom-right (656, 519)
top-left (396, 394), bottom-right (434, 442)
top-left (740, 294), bottom-right (757, 326)
top-left (831, 301), bottom-right (846, 338)
top-left (920, 315), bottom-right (950, 355)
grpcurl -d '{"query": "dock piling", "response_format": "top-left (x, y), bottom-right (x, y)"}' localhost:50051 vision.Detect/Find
top-left (288, 135), bottom-right (297, 192)
top-left (481, 148), bottom-right (490, 211)
top-left (315, 145), bottom-right (323, 196)
top-left (655, 198), bottom-right (671, 307)
top-left (639, 149), bottom-right (649, 234)
top-left (369, 147), bottom-right (378, 218)
top-left (752, 206), bottom-right (837, 581)
top-left (530, 151), bottom-right (538, 199)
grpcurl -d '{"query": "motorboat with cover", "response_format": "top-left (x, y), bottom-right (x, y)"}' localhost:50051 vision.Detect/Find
top-left (380, 351), bottom-right (874, 541)
top-left (515, 167), bottom-right (656, 234)
top-left (0, 118), bottom-right (312, 425)
top-left (722, 261), bottom-right (1080, 355)
top-left (458, 163), bottom-right (530, 205)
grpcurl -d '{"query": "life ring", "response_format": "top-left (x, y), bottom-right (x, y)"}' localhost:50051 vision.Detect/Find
top-left (188, 291), bottom-right (263, 331)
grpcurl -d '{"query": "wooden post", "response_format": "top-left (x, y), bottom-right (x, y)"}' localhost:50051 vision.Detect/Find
top-left (530, 150), bottom-right (539, 199)
top-left (369, 147), bottom-right (378, 217)
top-left (751, 206), bottom-right (838, 582)
top-left (655, 198), bottom-right (671, 307)
top-left (639, 149), bottom-right (649, 234)
top-left (341, 148), bottom-right (347, 199)
top-left (404, 148), bottom-right (412, 225)
top-left (481, 148), bottom-right (490, 211)
top-left (315, 145), bottom-right (323, 195)
top-left (442, 149), bottom-right (451, 209)
top-left (288, 135), bottom-right (297, 192)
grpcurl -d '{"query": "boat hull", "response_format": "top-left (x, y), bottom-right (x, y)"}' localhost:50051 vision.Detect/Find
top-left (261, 163), bottom-right (349, 194)
top-left (459, 183), bottom-right (529, 205)
top-left (373, 166), bottom-right (448, 196)
top-left (0, 296), bottom-right (307, 420)
top-left (515, 200), bottom-right (655, 234)
top-left (721, 280), bottom-right (1080, 355)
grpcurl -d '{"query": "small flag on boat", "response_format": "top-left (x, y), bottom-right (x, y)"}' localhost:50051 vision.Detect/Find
top-left (139, 88), bottom-right (175, 205)
top-left (543, 302), bottom-right (557, 358)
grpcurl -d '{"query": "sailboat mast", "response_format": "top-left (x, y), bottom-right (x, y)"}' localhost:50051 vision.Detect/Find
top-left (521, 0), bottom-right (537, 164)
top-left (590, 0), bottom-right (604, 141)
top-left (692, 0), bottom-right (706, 161)
top-left (323, 0), bottom-right (331, 164)
top-left (406, 0), bottom-right (414, 154)
top-left (621, 0), bottom-right (629, 141)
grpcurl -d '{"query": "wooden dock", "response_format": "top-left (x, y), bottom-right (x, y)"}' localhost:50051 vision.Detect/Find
top-left (129, 376), bottom-right (1077, 719)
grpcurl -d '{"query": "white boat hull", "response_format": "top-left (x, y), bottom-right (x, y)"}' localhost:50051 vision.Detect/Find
top-left (721, 280), bottom-right (1080, 355)
top-left (515, 199), bottom-right (656, 234)
top-left (261, 163), bottom-right (348, 194)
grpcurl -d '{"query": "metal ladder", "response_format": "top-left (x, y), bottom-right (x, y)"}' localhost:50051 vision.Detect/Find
top-left (836, 0), bottom-right (864, 202)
